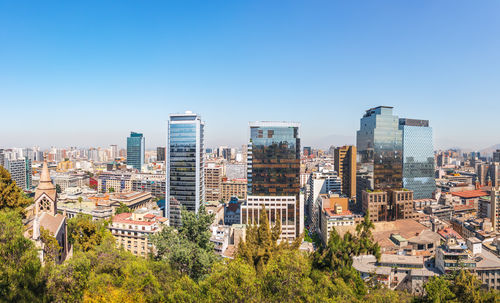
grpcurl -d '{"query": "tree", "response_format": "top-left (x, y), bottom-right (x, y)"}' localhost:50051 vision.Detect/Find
top-left (40, 227), bottom-right (62, 263)
top-left (422, 276), bottom-right (456, 303)
top-left (55, 184), bottom-right (62, 194)
top-left (0, 166), bottom-right (32, 213)
top-left (237, 206), bottom-right (301, 272)
top-left (150, 206), bottom-right (217, 281)
top-left (0, 209), bottom-right (44, 302)
top-left (67, 214), bottom-right (112, 252)
top-left (115, 202), bottom-right (131, 215)
top-left (108, 187), bottom-right (115, 193)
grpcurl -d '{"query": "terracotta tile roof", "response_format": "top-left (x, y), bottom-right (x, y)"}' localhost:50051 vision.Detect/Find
top-left (324, 208), bottom-right (352, 217)
top-left (39, 213), bottom-right (65, 235)
top-left (451, 190), bottom-right (488, 198)
top-left (438, 228), bottom-right (462, 239)
top-left (144, 213), bottom-right (155, 218)
top-left (454, 204), bottom-right (475, 211)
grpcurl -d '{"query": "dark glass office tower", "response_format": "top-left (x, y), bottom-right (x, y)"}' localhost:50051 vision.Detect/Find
top-left (356, 106), bottom-right (403, 204)
top-left (126, 132), bottom-right (145, 170)
top-left (399, 119), bottom-right (435, 199)
top-left (157, 147), bottom-right (165, 162)
top-left (166, 111), bottom-right (204, 224)
top-left (247, 122), bottom-right (301, 197)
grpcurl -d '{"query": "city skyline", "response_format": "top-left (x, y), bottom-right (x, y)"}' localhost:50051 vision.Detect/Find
top-left (2, 1), bottom-right (500, 150)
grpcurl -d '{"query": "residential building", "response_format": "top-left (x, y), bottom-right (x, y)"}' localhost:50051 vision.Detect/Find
top-left (127, 132), bottom-right (145, 170)
top-left (225, 163), bottom-right (246, 180)
top-left (166, 111), bottom-right (205, 223)
top-left (320, 206), bottom-right (355, 244)
top-left (98, 172), bottom-right (133, 193)
top-left (224, 197), bottom-right (242, 226)
top-left (108, 211), bottom-right (168, 257)
top-left (4, 157), bottom-right (32, 190)
top-left (362, 189), bottom-right (415, 222)
top-left (221, 179), bottom-right (247, 202)
top-left (334, 145), bottom-right (356, 198)
top-left (357, 106), bottom-right (403, 207)
top-left (131, 173), bottom-right (166, 198)
top-left (492, 188), bottom-right (499, 233)
top-left (205, 163), bottom-right (222, 202)
top-left (399, 118), bottom-right (435, 199)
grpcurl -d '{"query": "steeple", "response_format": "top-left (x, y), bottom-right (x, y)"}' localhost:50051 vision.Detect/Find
top-left (34, 158), bottom-right (57, 215)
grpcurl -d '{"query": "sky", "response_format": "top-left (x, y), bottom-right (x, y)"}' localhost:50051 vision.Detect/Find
top-left (1, 1), bottom-right (499, 151)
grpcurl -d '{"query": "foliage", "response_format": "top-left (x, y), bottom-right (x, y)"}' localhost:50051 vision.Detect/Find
top-left (55, 184), bottom-right (62, 194)
top-left (150, 205), bottom-right (217, 281)
top-left (39, 227), bottom-right (62, 263)
top-left (114, 202), bottom-right (131, 215)
top-left (0, 209), bottom-right (44, 302)
top-left (237, 206), bottom-right (302, 272)
top-left (420, 270), bottom-right (499, 303)
top-left (67, 214), bottom-right (112, 252)
top-left (0, 166), bottom-right (32, 213)
top-left (108, 187), bottom-right (115, 193)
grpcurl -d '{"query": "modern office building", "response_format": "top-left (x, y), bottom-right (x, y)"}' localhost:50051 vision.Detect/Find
top-left (166, 111), bottom-right (205, 223)
top-left (245, 121), bottom-right (301, 239)
top-left (247, 121), bottom-right (301, 197)
top-left (127, 132), bottom-right (145, 170)
top-left (4, 158), bottom-right (32, 191)
top-left (0, 149), bottom-right (4, 168)
top-left (356, 106), bottom-right (402, 206)
top-left (399, 119), bottom-right (435, 199)
top-left (157, 147), bottom-right (166, 162)
top-left (334, 145), bottom-right (356, 198)
top-left (493, 149), bottom-right (500, 163)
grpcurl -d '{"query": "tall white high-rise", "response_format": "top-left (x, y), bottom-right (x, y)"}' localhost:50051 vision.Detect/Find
top-left (166, 111), bottom-right (205, 225)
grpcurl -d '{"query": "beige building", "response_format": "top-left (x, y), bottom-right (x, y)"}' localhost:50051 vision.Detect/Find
top-left (221, 179), bottom-right (247, 202)
top-left (108, 211), bottom-right (168, 257)
top-left (97, 172), bottom-right (133, 193)
top-left (362, 189), bottom-right (415, 222)
top-left (205, 164), bottom-right (223, 202)
top-left (362, 190), bottom-right (389, 222)
top-left (334, 145), bottom-right (356, 198)
top-left (241, 195), bottom-right (296, 242)
top-left (492, 187), bottom-right (500, 233)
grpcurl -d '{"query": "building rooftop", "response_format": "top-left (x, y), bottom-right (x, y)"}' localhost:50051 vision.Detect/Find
top-left (380, 254), bottom-right (424, 266)
top-left (451, 190), bottom-right (488, 199)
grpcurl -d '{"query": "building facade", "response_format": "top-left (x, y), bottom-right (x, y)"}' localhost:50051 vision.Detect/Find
top-left (157, 147), bottom-right (165, 162)
top-left (357, 106), bottom-right (403, 206)
top-left (204, 163), bottom-right (222, 202)
top-left (127, 132), bottom-right (145, 170)
top-left (334, 145), bottom-right (356, 199)
top-left (4, 158), bottom-right (32, 190)
top-left (221, 179), bottom-right (247, 202)
top-left (399, 119), bottom-right (435, 199)
top-left (166, 111), bottom-right (205, 222)
top-left (246, 121), bottom-right (301, 238)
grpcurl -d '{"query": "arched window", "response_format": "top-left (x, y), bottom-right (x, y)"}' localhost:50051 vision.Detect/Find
top-left (39, 197), bottom-right (52, 212)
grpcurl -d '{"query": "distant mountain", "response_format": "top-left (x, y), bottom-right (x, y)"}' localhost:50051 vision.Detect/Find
top-left (479, 144), bottom-right (500, 156)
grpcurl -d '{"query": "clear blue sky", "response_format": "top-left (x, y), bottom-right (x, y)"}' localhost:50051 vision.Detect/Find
top-left (1, 1), bottom-right (499, 150)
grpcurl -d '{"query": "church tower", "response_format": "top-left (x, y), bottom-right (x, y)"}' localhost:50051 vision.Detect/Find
top-left (34, 159), bottom-right (57, 216)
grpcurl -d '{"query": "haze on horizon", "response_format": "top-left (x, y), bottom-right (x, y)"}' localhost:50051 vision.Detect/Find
top-left (1, 1), bottom-right (499, 151)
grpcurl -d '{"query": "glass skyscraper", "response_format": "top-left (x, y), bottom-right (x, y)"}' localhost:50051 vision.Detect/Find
top-left (166, 111), bottom-right (204, 224)
top-left (356, 106), bottom-right (403, 203)
top-left (247, 121), bottom-right (301, 197)
top-left (126, 132), bottom-right (145, 170)
top-left (399, 119), bottom-right (435, 199)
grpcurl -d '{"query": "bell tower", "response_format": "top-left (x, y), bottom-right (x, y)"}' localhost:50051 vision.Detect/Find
top-left (34, 159), bottom-right (57, 216)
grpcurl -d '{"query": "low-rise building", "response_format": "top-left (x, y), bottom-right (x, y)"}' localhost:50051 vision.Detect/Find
top-left (221, 179), bottom-right (247, 202)
top-left (108, 211), bottom-right (168, 257)
top-left (320, 207), bottom-right (354, 244)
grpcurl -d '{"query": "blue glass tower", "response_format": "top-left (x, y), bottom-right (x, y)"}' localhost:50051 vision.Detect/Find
top-left (126, 132), bottom-right (145, 170)
top-left (399, 119), bottom-right (435, 199)
top-left (356, 106), bottom-right (403, 199)
top-left (166, 111), bottom-right (204, 224)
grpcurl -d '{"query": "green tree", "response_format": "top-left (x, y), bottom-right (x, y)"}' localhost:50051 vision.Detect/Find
top-left (114, 202), bottom-right (131, 215)
top-left (45, 252), bottom-right (91, 303)
top-left (40, 227), bottom-right (62, 263)
top-left (0, 166), bottom-right (32, 213)
top-left (108, 187), bottom-right (115, 193)
top-left (150, 206), bottom-right (217, 281)
top-left (55, 184), bottom-right (62, 194)
top-left (68, 214), bottom-right (112, 252)
top-left (0, 209), bottom-right (44, 302)
top-left (422, 275), bottom-right (456, 303)
top-left (237, 206), bottom-right (302, 272)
